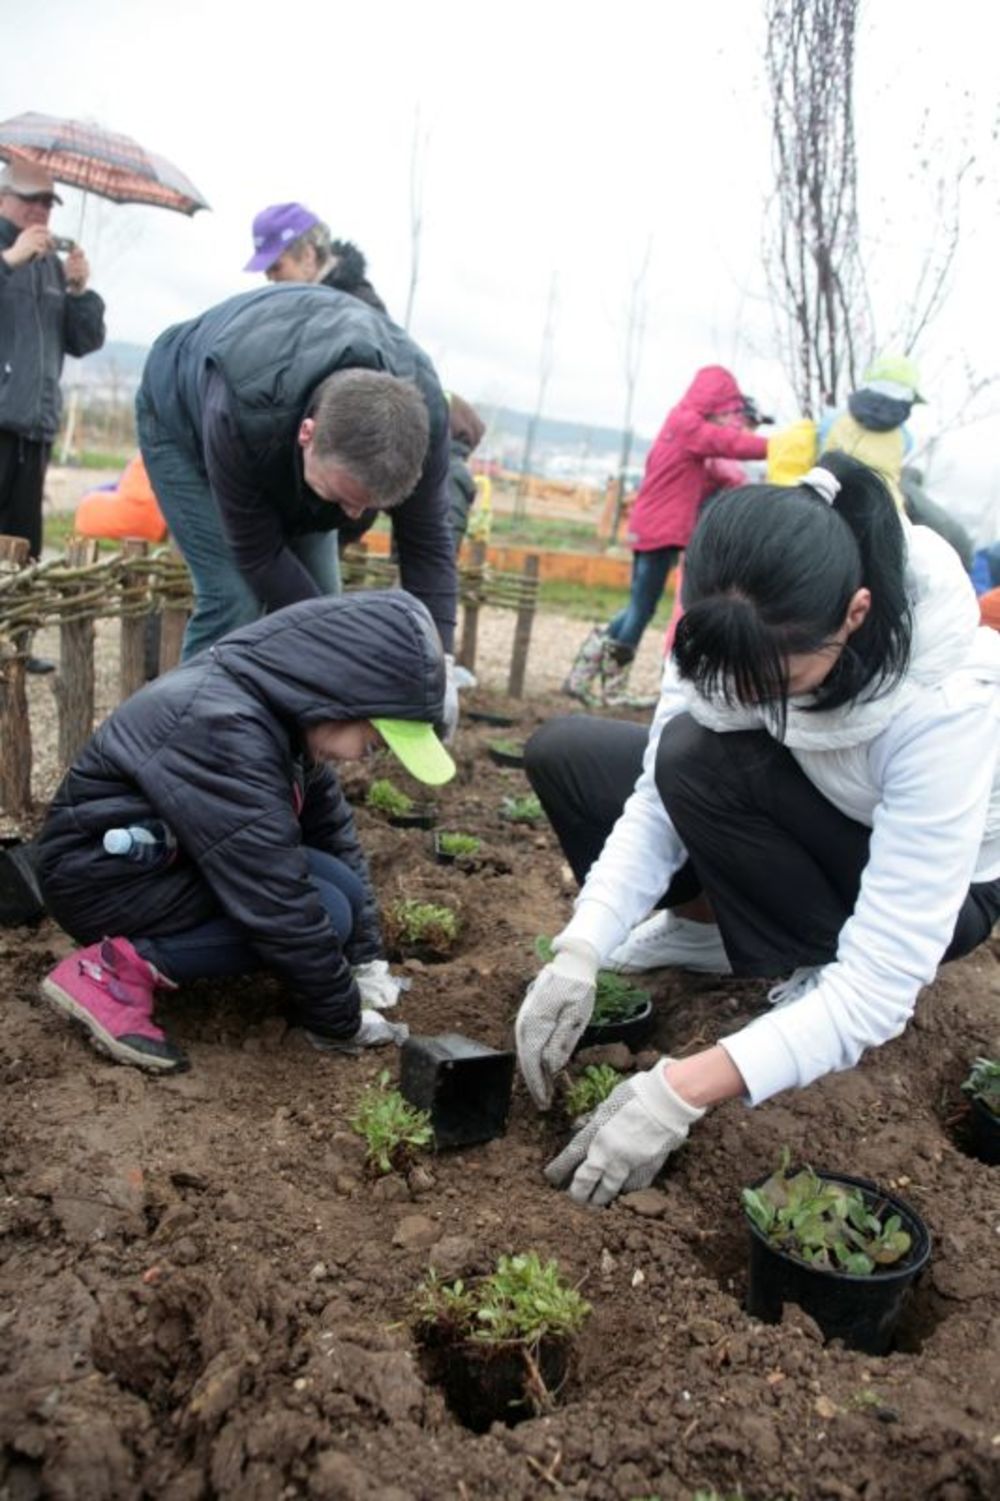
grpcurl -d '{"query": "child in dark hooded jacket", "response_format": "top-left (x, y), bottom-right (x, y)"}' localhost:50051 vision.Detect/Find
top-left (36, 591), bottom-right (454, 1074)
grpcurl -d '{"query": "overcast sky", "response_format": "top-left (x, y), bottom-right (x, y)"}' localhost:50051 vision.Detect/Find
top-left (6, 0), bottom-right (1000, 537)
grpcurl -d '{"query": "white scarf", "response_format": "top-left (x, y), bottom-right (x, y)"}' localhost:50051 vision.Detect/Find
top-left (679, 524), bottom-right (1000, 752)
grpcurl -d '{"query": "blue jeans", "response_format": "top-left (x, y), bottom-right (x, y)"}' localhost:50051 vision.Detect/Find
top-left (136, 848), bottom-right (365, 983)
top-left (136, 393), bottom-right (341, 661)
top-left (606, 546), bottom-right (680, 650)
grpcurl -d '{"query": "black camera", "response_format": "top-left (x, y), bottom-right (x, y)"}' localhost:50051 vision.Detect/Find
top-left (51, 236), bottom-right (75, 254)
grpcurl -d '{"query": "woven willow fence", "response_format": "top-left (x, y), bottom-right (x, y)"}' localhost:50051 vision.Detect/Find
top-left (0, 535), bottom-right (539, 817)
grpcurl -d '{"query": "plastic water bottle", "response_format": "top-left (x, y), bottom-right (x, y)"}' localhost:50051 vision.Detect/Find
top-left (102, 819), bottom-right (177, 868)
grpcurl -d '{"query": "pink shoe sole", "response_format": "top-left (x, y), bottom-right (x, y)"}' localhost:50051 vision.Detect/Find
top-left (41, 975), bottom-right (188, 1074)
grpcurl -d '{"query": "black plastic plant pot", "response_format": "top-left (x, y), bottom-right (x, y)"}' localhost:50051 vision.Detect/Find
top-left (418, 1332), bottom-right (570, 1433)
top-left (466, 708), bottom-right (517, 728)
top-left (744, 1170), bottom-right (932, 1356)
top-left (578, 997), bottom-right (654, 1052)
top-left (0, 839), bottom-right (46, 927)
top-left (400, 1032), bottom-right (515, 1149)
top-left (432, 833), bottom-right (480, 867)
top-left (968, 1096), bottom-right (1000, 1165)
top-left (487, 745), bottom-right (525, 769)
top-left (388, 804), bottom-right (438, 830)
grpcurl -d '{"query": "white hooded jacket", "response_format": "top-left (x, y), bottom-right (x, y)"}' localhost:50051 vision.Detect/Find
top-left (560, 524), bottom-right (1000, 1104)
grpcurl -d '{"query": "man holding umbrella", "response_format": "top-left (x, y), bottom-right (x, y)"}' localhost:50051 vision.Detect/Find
top-left (0, 161), bottom-right (105, 659)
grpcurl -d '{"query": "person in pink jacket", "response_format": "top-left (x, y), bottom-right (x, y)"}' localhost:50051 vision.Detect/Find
top-left (564, 367), bottom-right (769, 705)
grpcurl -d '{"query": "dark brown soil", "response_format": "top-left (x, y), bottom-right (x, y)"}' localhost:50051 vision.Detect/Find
top-left (2, 694), bottom-right (999, 1500)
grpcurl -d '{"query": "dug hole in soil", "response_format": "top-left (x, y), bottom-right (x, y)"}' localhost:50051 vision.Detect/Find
top-left (2, 651), bottom-right (1000, 1498)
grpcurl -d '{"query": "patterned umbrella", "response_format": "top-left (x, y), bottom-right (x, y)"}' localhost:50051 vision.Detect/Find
top-left (0, 112), bottom-right (209, 216)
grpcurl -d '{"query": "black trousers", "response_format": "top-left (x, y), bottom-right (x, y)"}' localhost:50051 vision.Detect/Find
top-left (525, 714), bottom-right (1000, 978)
top-left (0, 430), bottom-right (49, 560)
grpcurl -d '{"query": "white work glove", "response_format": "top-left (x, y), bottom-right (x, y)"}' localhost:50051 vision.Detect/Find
top-left (442, 653), bottom-right (459, 744)
top-left (353, 959), bottom-right (411, 1011)
top-left (545, 1059), bottom-right (705, 1207)
top-left (515, 939), bottom-right (599, 1110)
top-left (305, 1011), bottom-right (410, 1055)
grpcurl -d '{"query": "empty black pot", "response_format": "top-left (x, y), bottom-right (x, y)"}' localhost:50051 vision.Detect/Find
top-left (400, 1032), bottom-right (515, 1148)
top-left (744, 1169), bottom-right (931, 1355)
top-left (578, 997), bottom-right (654, 1052)
top-left (968, 1096), bottom-right (1000, 1165)
top-left (0, 838), bottom-right (46, 926)
top-left (466, 708), bottom-right (516, 728)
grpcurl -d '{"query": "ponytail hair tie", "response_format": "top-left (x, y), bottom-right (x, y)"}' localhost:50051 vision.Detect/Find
top-left (800, 466), bottom-right (841, 505)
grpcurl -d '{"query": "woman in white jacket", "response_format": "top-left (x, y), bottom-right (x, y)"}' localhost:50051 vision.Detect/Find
top-left (516, 453), bottom-right (1000, 1207)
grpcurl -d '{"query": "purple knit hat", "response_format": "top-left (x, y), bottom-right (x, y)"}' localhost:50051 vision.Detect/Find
top-left (244, 202), bottom-right (319, 272)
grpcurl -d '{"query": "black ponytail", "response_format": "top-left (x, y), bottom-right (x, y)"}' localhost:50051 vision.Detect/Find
top-left (674, 454), bottom-right (912, 731)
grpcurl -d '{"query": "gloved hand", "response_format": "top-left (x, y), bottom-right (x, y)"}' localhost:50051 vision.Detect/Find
top-left (353, 958), bottom-right (411, 1011)
top-left (545, 1059), bottom-right (705, 1207)
top-left (515, 939), bottom-right (599, 1110)
top-left (305, 1011), bottom-right (410, 1055)
top-left (442, 654), bottom-right (460, 744)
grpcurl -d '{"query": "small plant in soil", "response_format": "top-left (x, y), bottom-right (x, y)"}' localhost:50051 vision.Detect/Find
top-left (387, 899), bottom-right (459, 957)
top-left (415, 1252), bottom-right (591, 1430)
top-left (350, 1069), bottom-right (433, 1176)
top-left (366, 778), bottom-right (414, 818)
top-left (961, 1056), bottom-right (1000, 1116)
top-left (742, 1150), bottom-right (912, 1275)
top-left (564, 1064), bottom-right (622, 1119)
top-left (488, 738), bottom-right (524, 757)
top-left (437, 832), bottom-right (481, 858)
top-left (535, 936), bottom-right (650, 1024)
top-left (499, 793), bottom-right (544, 824)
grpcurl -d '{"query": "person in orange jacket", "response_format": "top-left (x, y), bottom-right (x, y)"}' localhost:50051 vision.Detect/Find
top-left (75, 454), bottom-right (168, 543)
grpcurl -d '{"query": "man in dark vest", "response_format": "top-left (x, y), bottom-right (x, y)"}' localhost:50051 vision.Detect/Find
top-left (136, 283), bottom-right (458, 724)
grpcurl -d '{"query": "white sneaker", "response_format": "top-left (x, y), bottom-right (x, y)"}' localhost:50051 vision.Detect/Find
top-left (767, 965), bottom-right (822, 1008)
top-left (606, 911), bottom-right (733, 975)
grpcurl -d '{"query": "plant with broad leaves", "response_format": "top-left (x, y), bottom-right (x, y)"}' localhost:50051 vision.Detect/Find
top-left (438, 831), bottom-right (481, 858)
top-left (416, 1252), bottom-right (590, 1347)
top-left (534, 936), bottom-right (650, 1024)
top-left (350, 1069), bottom-right (433, 1176)
top-left (564, 1064), bottom-right (622, 1119)
top-left (961, 1056), bottom-right (1000, 1117)
top-left (500, 793), bottom-right (544, 824)
top-left (366, 778), bottom-right (414, 817)
top-left (742, 1149), bottom-right (912, 1276)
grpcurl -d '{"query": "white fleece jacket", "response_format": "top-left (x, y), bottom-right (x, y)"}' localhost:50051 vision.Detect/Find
top-left (559, 524), bottom-right (1000, 1105)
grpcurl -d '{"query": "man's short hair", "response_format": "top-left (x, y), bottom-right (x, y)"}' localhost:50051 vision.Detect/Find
top-left (310, 369), bottom-right (430, 506)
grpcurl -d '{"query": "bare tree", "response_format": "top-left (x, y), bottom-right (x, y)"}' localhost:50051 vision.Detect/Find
top-left (515, 272), bottom-right (559, 521)
top-left (611, 238), bottom-right (653, 542)
top-left (764, 0), bottom-right (870, 416)
top-left (403, 106), bottom-right (429, 333)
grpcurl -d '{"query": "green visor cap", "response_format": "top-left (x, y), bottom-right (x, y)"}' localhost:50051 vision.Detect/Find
top-left (372, 719), bottom-right (456, 786)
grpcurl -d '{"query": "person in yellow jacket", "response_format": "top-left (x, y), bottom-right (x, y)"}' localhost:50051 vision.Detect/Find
top-left (820, 354), bottom-right (924, 510)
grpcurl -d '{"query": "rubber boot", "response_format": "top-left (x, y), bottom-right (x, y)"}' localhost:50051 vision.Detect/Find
top-left (562, 624), bottom-right (608, 701)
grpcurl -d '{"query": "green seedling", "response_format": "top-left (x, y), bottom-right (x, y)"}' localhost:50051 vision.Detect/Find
top-left (367, 778), bottom-right (414, 817)
top-left (416, 1252), bottom-right (591, 1347)
top-left (389, 899), bottom-right (459, 950)
top-left (350, 1069), bottom-right (433, 1175)
top-left (488, 738), bottom-right (524, 757)
top-left (535, 936), bottom-right (650, 1024)
top-left (438, 832), bottom-right (482, 858)
top-left (961, 1056), bottom-right (1000, 1117)
top-left (742, 1149), bottom-right (912, 1276)
top-left (564, 1064), bottom-right (622, 1118)
top-left (500, 793), bottom-right (544, 824)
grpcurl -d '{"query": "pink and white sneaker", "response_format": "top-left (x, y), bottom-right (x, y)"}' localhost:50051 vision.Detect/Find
top-left (41, 936), bottom-right (188, 1073)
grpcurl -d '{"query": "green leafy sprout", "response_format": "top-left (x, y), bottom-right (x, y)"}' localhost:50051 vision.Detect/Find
top-left (742, 1150), bottom-right (912, 1276)
top-left (350, 1069), bottom-right (433, 1175)
top-left (961, 1056), bottom-right (1000, 1117)
top-left (535, 936), bottom-right (650, 1023)
top-left (416, 1252), bottom-right (591, 1346)
top-left (500, 793), bottom-right (544, 824)
top-left (438, 831), bottom-right (482, 858)
top-left (488, 738), bottom-right (524, 757)
top-left (564, 1064), bottom-right (622, 1118)
top-left (389, 899), bottom-right (459, 947)
top-left (367, 778), bottom-right (414, 817)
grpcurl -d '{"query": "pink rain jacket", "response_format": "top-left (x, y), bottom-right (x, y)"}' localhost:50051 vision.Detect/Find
top-left (626, 366), bottom-right (768, 551)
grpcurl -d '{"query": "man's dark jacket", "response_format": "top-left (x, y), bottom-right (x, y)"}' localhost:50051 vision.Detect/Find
top-left (0, 217), bottom-right (106, 442)
top-left (37, 590), bottom-right (447, 1039)
top-left (139, 284), bottom-right (456, 649)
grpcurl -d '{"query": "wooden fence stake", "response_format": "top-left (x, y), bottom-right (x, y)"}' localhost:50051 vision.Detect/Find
top-left (459, 539), bottom-right (486, 674)
top-left (507, 554), bottom-right (540, 699)
top-left (119, 538), bottom-right (149, 703)
top-left (0, 536), bottom-right (33, 816)
top-left (54, 538), bottom-right (99, 769)
top-left (157, 550), bottom-right (189, 675)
